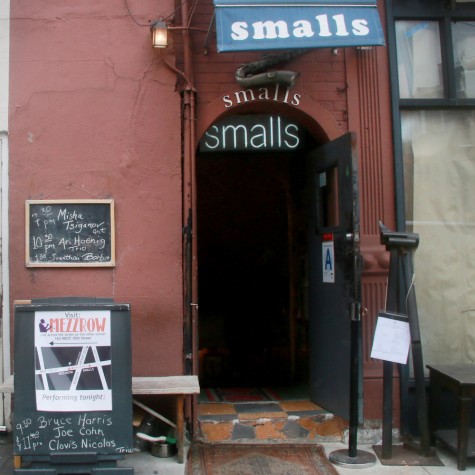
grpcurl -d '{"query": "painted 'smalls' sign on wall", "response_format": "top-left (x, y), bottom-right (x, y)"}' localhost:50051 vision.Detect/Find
top-left (213, 0), bottom-right (385, 52)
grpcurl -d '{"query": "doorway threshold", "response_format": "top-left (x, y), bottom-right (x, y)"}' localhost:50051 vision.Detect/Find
top-left (197, 393), bottom-right (347, 443)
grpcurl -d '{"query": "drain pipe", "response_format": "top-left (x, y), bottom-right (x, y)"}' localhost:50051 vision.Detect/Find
top-left (182, 87), bottom-right (197, 379)
top-left (157, 0), bottom-right (197, 429)
top-left (179, 0), bottom-right (198, 380)
top-left (156, 42), bottom-right (195, 379)
top-left (176, 0), bottom-right (199, 439)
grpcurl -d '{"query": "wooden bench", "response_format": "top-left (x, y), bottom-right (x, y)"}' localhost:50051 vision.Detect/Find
top-left (0, 374), bottom-right (199, 464)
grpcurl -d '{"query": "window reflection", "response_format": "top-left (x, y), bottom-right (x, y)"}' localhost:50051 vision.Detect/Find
top-left (453, 22), bottom-right (475, 98)
top-left (396, 21), bottom-right (443, 99)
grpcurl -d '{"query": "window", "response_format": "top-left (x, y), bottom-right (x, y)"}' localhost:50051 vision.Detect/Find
top-left (453, 21), bottom-right (475, 98)
top-left (317, 168), bottom-right (339, 229)
top-left (396, 21), bottom-right (443, 99)
top-left (391, 1), bottom-right (475, 366)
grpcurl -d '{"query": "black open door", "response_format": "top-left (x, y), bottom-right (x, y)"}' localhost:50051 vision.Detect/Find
top-left (306, 132), bottom-right (362, 421)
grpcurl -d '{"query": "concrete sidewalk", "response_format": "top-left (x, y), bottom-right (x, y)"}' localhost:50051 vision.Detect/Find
top-left (324, 442), bottom-right (475, 475)
top-left (121, 442), bottom-right (473, 475)
top-left (1, 436), bottom-right (474, 474)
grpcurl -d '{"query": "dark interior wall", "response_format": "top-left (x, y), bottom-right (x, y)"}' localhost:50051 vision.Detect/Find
top-left (197, 153), bottom-right (298, 386)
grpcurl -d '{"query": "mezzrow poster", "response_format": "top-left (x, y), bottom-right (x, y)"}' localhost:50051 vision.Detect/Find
top-left (34, 310), bottom-right (112, 412)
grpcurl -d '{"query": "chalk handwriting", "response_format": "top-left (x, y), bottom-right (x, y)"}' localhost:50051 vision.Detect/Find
top-left (14, 413), bottom-right (133, 454)
top-left (27, 202), bottom-right (113, 265)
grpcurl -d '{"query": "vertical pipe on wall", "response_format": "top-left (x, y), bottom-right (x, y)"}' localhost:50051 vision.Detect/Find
top-left (157, 0), bottom-right (198, 430)
top-left (179, 0), bottom-right (197, 377)
top-left (182, 85), bottom-right (198, 378)
top-left (178, 0), bottom-right (199, 437)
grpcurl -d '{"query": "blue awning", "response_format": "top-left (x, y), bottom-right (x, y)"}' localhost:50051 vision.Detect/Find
top-left (213, 0), bottom-right (385, 52)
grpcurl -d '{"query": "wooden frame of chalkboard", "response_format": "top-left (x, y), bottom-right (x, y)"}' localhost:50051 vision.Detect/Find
top-left (26, 199), bottom-right (116, 267)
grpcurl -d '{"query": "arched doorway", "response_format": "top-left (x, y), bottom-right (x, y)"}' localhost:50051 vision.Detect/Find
top-left (194, 98), bottom-right (360, 421)
top-left (196, 113), bottom-right (318, 395)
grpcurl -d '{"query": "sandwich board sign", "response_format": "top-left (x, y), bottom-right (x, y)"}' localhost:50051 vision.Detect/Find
top-left (13, 298), bottom-right (134, 474)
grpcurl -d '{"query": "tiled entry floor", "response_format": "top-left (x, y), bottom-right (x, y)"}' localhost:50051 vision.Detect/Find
top-left (197, 397), bottom-right (348, 443)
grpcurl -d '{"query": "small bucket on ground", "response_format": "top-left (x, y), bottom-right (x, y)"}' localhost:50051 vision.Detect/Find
top-left (150, 442), bottom-right (177, 458)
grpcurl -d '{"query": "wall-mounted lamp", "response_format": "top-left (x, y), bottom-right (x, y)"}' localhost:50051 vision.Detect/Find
top-left (151, 19), bottom-right (210, 52)
top-left (151, 20), bottom-right (168, 48)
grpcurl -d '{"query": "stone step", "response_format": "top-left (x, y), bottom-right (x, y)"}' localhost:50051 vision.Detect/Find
top-left (197, 400), bottom-right (348, 443)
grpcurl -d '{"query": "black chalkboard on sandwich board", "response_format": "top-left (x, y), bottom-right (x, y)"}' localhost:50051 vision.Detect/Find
top-left (13, 299), bottom-right (133, 472)
top-left (26, 199), bottom-right (115, 267)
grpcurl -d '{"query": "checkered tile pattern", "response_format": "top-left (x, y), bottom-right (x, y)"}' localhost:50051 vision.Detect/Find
top-left (197, 400), bottom-right (347, 442)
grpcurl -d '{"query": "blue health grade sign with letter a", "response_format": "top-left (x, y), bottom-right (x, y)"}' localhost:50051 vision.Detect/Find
top-left (213, 0), bottom-right (385, 52)
top-left (322, 241), bottom-right (335, 283)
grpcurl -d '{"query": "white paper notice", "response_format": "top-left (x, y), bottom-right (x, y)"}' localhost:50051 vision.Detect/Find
top-left (370, 316), bottom-right (411, 364)
top-left (34, 310), bottom-right (112, 412)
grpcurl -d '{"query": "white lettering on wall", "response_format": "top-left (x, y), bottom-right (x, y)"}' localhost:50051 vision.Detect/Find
top-left (201, 116), bottom-right (302, 152)
top-left (222, 84), bottom-right (301, 109)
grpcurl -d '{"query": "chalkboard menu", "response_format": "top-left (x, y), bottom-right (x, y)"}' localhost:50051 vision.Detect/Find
top-left (13, 300), bottom-right (133, 471)
top-left (26, 199), bottom-right (115, 267)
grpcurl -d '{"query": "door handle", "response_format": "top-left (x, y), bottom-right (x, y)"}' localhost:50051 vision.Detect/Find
top-left (346, 232), bottom-right (360, 243)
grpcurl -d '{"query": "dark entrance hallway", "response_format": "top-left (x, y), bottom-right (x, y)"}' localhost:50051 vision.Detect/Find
top-left (197, 151), bottom-right (309, 389)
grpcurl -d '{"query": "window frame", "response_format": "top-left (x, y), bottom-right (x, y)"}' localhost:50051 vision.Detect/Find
top-left (386, 0), bottom-right (475, 229)
top-left (386, 0), bottom-right (475, 432)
